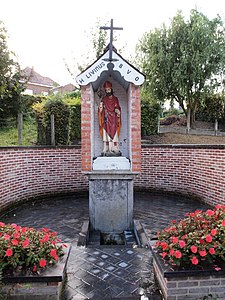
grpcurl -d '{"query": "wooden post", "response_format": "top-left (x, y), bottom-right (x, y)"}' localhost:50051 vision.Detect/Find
top-left (157, 114), bottom-right (160, 134)
top-left (215, 119), bottom-right (218, 136)
top-left (51, 114), bottom-right (55, 146)
top-left (186, 108), bottom-right (191, 134)
top-left (18, 112), bottom-right (23, 145)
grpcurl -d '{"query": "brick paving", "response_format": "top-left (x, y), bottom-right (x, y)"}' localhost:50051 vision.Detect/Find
top-left (1, 191), bottom-right (210, 299)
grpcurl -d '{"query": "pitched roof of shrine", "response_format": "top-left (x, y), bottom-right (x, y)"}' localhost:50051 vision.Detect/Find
top-left (76, 45), bottom-right (145, 91)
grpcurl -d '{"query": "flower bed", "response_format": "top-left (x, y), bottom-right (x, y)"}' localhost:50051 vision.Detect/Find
top-left (0, 223), bottom-right (71, 299)
top-left (151, 205), bottom-right (225, 299)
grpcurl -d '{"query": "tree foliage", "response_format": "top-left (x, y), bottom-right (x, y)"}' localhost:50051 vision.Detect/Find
top-left (136, 10), bottom-right (225, 127)
top-left (0, 21), bottom-right (24, 121)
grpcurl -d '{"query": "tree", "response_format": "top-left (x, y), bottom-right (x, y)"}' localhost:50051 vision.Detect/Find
top-left (136, 10), bottom-right (225, 128)
top-left (0, 20), bottom-right (24, 121)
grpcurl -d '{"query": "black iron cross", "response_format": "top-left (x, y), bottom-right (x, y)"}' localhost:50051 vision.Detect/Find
top-left (100, 19), bottom-right (123, 61)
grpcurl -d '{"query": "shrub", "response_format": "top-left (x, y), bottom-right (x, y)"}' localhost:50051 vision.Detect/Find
top-left (155, 205), bottom-right (225, 270)
top-left (0, 222), bottom-right (65, 275)
top-left (141, 100), bottom-right (160, 136)
top-left (43, 99), bottom-right (70, 145)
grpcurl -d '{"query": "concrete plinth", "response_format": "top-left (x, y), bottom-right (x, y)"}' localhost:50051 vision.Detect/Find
top-left (87, 171), bottom-right (136, 233)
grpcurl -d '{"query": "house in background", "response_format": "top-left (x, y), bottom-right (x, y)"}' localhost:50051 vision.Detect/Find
top-left (21, 67), bottom-right (76, 95)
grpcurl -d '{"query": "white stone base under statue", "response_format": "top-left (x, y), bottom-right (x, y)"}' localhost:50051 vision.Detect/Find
top-left (93, 157), bottom-right (130, 171)
top-left (88, 171), bottom-right (135, 233)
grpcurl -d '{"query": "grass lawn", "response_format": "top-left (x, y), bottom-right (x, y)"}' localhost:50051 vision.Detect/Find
top-left (0, 118), bottom-right (37, 146)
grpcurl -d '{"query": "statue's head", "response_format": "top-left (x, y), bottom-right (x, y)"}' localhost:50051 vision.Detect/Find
top-left (103, 81), bottom-right (113, 96)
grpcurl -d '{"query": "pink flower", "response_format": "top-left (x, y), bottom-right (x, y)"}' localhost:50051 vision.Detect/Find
top-left (161, 252), bottom-right (167, 258)
top-left (170, 249), bottom-right (175, 256)
top-left (42, 234), bottom-right (50, 242)
top-left (206, 235), bottom-right (212, 243)
top-left (211, 229), bottom-right (217, 236)
top-left (5, 248), bottom-right (13, 257)
top-left (209, 248), bottom-right (215, 255)
top-left (199, 250), bottom-right (207, 257)
top-left (179, 240), bottom-right (186, 248)
top-left (22, 227), bottom-right (28, 233)
top-left (191, 245), bottom-right (198, 253)
top-left (175, 250), bottom-right (182, 259)
top-left (206, 209), bottom-right (214, 216)
top-left (22, 239), bottom-right (29, 248)
top-left (13, 232), bottom-right (20, 239)
top-left (33, 265), bottom-right (37, 272)
top-left (191, 256), bottom-right (199, 265)
top-left (0, 222), bottom-right (5, 227)
top-left (39, 259), bottom-right (47, 268)
top-left (161, 242), bottom-right (168, 251)
top-left (11, 239), bottom-right (19, 246)
top-left (215, 204), bottom-right (222, 210)
top-left (50, 249), bottom-right (57, 257)
top-left (3, 234), bottom-right (11, 240)
top-left (222, 220), bottom-right (225, 226)
top-left (172, 236), bottom-right (178, 244)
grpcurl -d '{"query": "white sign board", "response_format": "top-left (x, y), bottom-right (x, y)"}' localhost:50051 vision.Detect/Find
top-left (76, 50), bottom-right (145, 86)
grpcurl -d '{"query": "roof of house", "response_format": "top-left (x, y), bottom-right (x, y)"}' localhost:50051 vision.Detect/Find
top-left (22, 67), bottom-right (59, 87)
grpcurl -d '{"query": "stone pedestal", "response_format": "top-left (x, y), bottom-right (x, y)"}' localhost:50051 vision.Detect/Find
top-left (87, 170), bottom-right (135, 233)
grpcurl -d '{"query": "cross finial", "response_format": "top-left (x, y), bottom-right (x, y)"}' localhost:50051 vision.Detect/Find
top-left (100, 19), bottom-right (123, 61)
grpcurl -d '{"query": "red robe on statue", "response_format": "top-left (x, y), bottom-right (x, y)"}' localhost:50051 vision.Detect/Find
top-left (98, 95), bottom-right (121, 141)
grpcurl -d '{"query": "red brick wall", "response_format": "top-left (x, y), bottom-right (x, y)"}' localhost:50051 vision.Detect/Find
top-left (81, 85), bottom-right (92, 172)
top-left (135, 145), bottom-right (225, 207)
top-left (1, 144), bottom-right (225, 210)
top-left (130, 84), bottom-right (141, 172)
top-left (0, 146), bottom-right (88, 210)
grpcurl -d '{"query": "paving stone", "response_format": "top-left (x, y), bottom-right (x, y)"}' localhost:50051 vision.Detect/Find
top-left (1, 191), bottom-right (210, 299)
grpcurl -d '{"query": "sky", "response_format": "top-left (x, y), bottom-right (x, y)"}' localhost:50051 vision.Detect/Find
top-left (0, 0), bottom-right (224, 86)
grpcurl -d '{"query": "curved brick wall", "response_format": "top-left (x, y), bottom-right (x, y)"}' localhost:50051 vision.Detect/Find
top-left (0, 146), bottom-right (88, 210)
top-left (136, 144), bottom-right (225, 207)
top-left (1, 144), bottom-right (225, 210)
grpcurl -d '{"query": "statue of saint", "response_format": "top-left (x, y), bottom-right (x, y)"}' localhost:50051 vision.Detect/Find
top-left (98, 81), bottom-right (121, 156)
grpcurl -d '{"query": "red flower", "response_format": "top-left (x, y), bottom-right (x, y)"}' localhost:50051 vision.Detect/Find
top-left (5, 248), bottom-right (13, 257)
top-left (11, 239), bottom-right (19, 246)
top-left (22, 239), bottom-right (29, 248)
top-left (206, 209), bottom-right (214, 216)
top-left (172, 236), bottom-right (178, 244)
top-left (191, 256), bottom-right (199, 265)
top-left (209, 248), bottom-right (215, 255)
top-left (13, 232), bottom-right (20, 239)
top-left (206, 235), bottom-right (212, 243)
top-left (40, 234), bottom-right (50, 244)
top-left (3, 234), bottom-right (11, 240)
top-left (39, 259), bottom-right (47, 268)
top-left (161, 242), bottom-right (168, 250)
top-left (170, 249), bottom-right (175, 256)
top-left (179, 240), bottom-right (186, 248)
top-left (199, 250), bottom-right (207, 257)
top-left (222, 220), bottom-right (225, 226)
top-left (22, 227), bottom-right (28, 233)
top-left (211, 229), bottom-right (217, 236)
top-left (33, 265), bottom-right (37, 272)
top-left (50, 249), bottom-right (57, 257)
top-left (161, 252), bottom-right (167, 258)
top-left (190, 245), bottom-right (198, 253)
top-left (215, 204), bottom-right (222, 209)
top-left (175, 250), bottom-right (182, 259)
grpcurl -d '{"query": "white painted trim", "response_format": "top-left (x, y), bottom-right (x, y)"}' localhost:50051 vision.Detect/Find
top-left (76, 50), bottom-right (145, 86)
